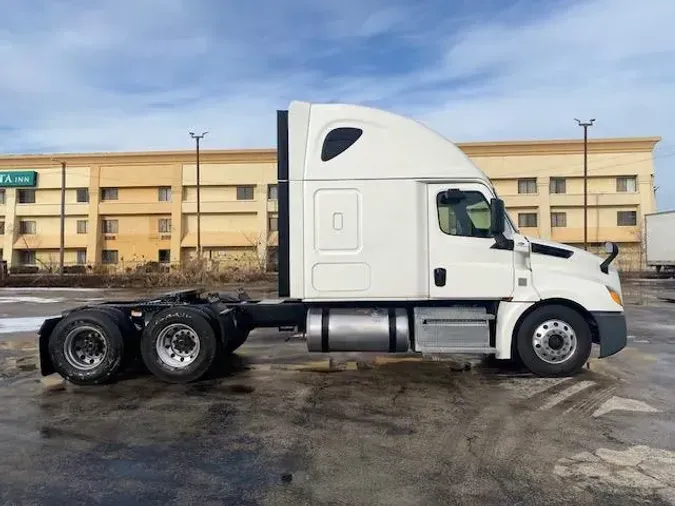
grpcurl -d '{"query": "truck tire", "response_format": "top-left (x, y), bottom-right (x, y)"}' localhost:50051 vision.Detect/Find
top-left (515, 304), bottom-right (592, 377)
top-left (140, 306), bottom-right (220, 383)
top-left (85, 306), bottom-right (140, 370)
top-left (48, 309), bottom-right (127, 385)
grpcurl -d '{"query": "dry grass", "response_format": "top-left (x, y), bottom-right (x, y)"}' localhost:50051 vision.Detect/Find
top-left (0, 258), bottom-right (276, 289)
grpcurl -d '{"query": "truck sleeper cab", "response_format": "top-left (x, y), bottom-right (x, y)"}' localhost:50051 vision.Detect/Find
top-left (36, 101), bottom-right (627, 385)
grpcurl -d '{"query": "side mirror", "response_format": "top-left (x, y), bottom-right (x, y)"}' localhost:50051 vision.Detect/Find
top-left (490, 198), bottom-right (506, 235)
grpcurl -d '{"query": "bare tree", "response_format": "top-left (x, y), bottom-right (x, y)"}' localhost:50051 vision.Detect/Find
top-left (242, 231), bottom-right (274, 273)
top-left (632, 228), bottom-right (646, 273)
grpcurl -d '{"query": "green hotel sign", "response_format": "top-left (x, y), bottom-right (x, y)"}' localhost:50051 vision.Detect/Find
top-left (0, 171), bottom-right (37, 187)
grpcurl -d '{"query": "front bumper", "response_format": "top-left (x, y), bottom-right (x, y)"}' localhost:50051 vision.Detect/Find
top-left (591, 311), bottom-right (628, 358)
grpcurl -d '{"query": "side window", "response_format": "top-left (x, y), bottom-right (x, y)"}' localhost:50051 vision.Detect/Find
top-left (321, 127), bottom-right (363, 162)
top-left (437, 190), bottom-right (492, 238)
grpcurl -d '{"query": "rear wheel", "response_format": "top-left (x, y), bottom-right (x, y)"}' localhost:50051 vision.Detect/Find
top-left (516, 305), bottom-right (592, 377)
top-left (140, 307), bottom-right (220, 383)
top-left (48, 310), bottom-right (126, 385)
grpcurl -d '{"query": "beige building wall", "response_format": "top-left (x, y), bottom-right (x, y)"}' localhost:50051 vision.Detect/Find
top-left (462, 137), bottom-right (659, 270)
top-left (0, 136), bottom-right (659, 272)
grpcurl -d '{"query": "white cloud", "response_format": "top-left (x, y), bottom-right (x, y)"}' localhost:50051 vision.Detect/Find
top-left (0, 0), bottom-right (674, 207)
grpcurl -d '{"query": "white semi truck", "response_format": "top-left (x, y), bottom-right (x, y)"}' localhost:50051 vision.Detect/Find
top-left (645, 210), bottom-right (675, 274)
top-left (37, 101), bottom-right (627, 385)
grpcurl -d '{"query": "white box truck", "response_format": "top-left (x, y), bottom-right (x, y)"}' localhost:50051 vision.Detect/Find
top-left (37, 101), bottom-right (627, 385)
top-left (645, 210), bottom-right (675, 273)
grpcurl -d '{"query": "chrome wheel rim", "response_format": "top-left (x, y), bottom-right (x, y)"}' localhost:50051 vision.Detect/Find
top-left (532, 319), bottom-right (577, 364)
top-left (64, 325), bottom-right (108, 370)
top-left (156, 323), bottom-right (201, 368)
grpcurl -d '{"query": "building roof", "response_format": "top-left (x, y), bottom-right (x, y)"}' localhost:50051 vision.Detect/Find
top-left (0, 136), bottom-right (661, 167)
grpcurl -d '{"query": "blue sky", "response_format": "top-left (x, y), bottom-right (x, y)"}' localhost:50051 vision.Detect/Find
top-left (1, 0), bottom-right (674, 208)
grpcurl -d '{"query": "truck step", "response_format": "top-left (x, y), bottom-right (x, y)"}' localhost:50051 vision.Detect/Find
top-left (422, 347), bottom-right (497, 355)
top-left (413, 306), bottom-right (492, 354)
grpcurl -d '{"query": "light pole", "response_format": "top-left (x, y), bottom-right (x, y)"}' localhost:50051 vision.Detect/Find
top-left (189, 131), bottom-right (208, 257)
top-left (575, 118), bottom-right (595, 251)
top-left (52, 158), bottom-right (66, 275)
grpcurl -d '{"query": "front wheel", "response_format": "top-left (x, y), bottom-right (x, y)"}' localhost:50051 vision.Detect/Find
top-left (516, 305), bottom-right (592, 377)
top-left (140, 307), bottom-right (220, 383)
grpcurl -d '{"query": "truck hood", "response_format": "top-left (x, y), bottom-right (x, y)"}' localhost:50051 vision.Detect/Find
top-left (524, 236), bottom-right (622, 293)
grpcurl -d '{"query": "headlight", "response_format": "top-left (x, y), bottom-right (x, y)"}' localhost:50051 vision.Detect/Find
top-left (607, 286), bottom-right (623, 306)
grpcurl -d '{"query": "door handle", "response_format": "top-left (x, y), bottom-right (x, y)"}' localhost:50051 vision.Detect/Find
top-left (434, 268), bottom-right (446, 287)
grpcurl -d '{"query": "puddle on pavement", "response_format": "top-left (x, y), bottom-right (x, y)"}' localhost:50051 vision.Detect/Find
top-left (2, 433), bottom-right (294, 505)
top-left (185, 381), bottom-right (255, 397)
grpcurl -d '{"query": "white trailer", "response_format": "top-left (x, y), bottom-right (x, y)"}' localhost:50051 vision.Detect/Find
top-left (37, 101), bottom-right (628, 385)
top-left (645, 210), bottom-right (675, 273)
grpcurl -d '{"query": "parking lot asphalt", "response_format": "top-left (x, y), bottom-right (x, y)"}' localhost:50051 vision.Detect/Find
top-left (0, 280), bottom-right (674, 505)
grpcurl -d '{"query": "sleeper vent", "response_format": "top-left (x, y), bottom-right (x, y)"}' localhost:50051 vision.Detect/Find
top-left (321, 127), bottom-right (363, 162)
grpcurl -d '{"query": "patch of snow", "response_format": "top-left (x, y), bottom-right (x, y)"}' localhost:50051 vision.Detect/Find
top-left (0, 296), bottom-right (64, 304)
top-left (592, 396), bottom-right (661, 418)
top-left (0, 295), bottom-right (107, 304)
top-left (0, 287), bottom-right (103, 292)
top-left (0, 316), bottom-right (59, 334)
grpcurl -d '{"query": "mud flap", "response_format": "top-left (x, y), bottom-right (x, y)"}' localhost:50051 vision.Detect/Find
top-left (38, 317), bottom-right (62, 376)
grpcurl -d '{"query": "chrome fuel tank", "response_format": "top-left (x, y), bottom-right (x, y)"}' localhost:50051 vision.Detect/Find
top-left (306, 307), bottom-right (409, 352)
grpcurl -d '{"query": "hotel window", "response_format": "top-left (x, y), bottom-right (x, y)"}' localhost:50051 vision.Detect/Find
top-left (518, 178), bottom-right (537, 194)
top-left (550, 178), bottom-right (566, 194)
top-left (158, 249), bottom-right (171, 263)
top-left (0, 189), bottom-right (5, 204)
top-left (76, 249), bottom-right (87, 265)
top-left (551, 212), bottom-right (567, 228)
top-left (268, 216), bottom-right (278, 232)
top-left (17, 189), bottom-right (35, 204)
top-left (236, 186), bottom-right (254, 200)
top-left (268, 184), bottom-right (278, 200)
top-left (518, 212), bottom-right (538, 228)
top-left (19, 220), bottom-right (36, 234)
top-left (77, 220), bottom-right (88, 234)
top-left (158, 186), bottom-right (172, 202)
top-left (102, 219), bottom-right (118, 234)
top-left (102, 250), bottom-right (119, 264)
top-left (20, 250), bottom-right (36, 265)
top-left (616, 176), bottom-right (637, 192)
top-left (76, 188), bottom-right (89, 202)
top-left (158, 218), bottom-right (172, 233)
top-left (0, 221), bottom-right (4, 234)
top-left (101, 188), bottom-right (119, 201)
top-left (617, 211), bottom-right (637, 226)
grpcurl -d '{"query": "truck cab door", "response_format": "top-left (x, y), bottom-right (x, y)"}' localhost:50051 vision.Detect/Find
top-left (427, 183), bottom-right (515, 299)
